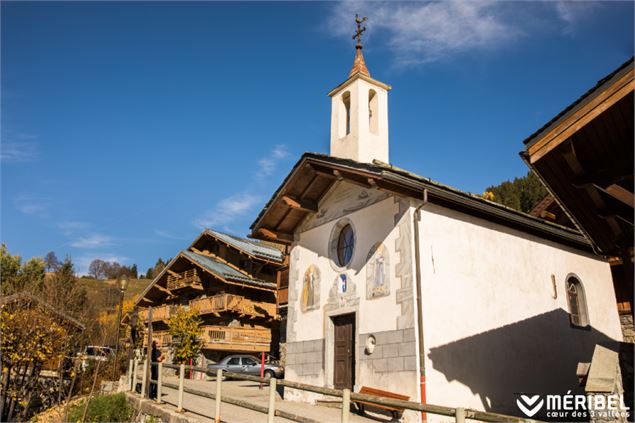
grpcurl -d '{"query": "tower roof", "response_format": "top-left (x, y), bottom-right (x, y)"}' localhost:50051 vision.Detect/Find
top-left (349, 48), bottom-right (370, 77)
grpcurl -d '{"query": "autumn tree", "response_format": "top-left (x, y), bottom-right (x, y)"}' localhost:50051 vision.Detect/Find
top-left (167, 307), bottom-right (202, 365)
top-left (0, 244), bottom-right (45, 296)
top-left (88, 259), bottom-right (107, 279)
top-left (44, 251), bottom-right (60, 272)
top-left (0, 247), bottom-right (92, 421)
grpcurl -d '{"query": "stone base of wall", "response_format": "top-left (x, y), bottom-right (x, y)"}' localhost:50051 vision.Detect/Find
top-left (286, 339), bottom-right (324, 377)
top-left (619, 313), bottom-right (634, 343)
top-left (359, 328), bottom-right (417, 373)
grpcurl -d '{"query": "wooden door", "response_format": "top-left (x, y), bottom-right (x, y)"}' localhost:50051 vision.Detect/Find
top-left (333, 313), bottom-right (355, 389)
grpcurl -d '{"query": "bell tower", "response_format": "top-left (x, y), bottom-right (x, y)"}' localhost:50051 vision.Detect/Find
top-left (328, 15), bottom-right (391, 164)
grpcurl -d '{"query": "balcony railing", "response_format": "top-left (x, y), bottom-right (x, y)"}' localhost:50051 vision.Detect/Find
top-left (143, 330), bottom-right (172, 348)
top-left (189, 294), bottom-right (277, 319)
top-left (201, 325), bottom-right (271, 352)
top-left (138, 304), bottom-right (174, 323)
top-left (167, 268), bottom-right (202, 291)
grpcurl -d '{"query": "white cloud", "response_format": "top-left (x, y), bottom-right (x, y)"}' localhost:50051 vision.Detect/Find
top-left (1, 133), bottom-right (39, 163)
top-left (70, 233), bottom-right (115, 249)
top-left (258, 144), bottom-right (290, 178)
top-left (194, 193), bottom-right (261, 229)
top-left (58, 221), bottom-right (90, 236)
top-left (554, 1), bottom-right (600, 33)
top-left (326, 1), bottom-right (599, 66)
top-left (15, 195), bottom-right (48, 217)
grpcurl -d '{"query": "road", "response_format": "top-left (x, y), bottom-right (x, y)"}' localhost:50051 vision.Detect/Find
top-left (145, 375), bottom-right (387, 423)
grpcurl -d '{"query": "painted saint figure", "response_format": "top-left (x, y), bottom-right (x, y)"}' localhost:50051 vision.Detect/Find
top-left (366, 243), bottom-right (389, 299)
top-left (302, 265), bottom-right (320, 311)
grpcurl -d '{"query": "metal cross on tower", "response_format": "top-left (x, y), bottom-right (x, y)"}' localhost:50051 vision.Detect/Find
top-left (352, 14), bottom-right (368, 49)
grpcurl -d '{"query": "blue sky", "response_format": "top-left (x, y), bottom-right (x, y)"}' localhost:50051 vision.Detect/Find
top-left (2, 1), bottom-right (633, 275)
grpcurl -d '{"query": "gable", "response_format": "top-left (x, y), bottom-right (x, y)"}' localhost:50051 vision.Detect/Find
top-left (299, 181), bottom-right (391, 233)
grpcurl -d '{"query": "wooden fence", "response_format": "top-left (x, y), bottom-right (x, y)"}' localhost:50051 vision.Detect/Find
top-left (127, 358), bottom-right (543, 423)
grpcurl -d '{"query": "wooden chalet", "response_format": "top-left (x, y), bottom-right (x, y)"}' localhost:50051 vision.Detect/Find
top-left (133, 229), bottom-right (288, 362)
top-left (521, 57), bottom-right (634, 340)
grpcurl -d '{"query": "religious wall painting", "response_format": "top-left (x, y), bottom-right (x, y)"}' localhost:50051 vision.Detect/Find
top-left (366, 242), bottom-right (390, 299)
top-left (326, 272), bottom-right (359, 309)
top-left (301, 265), bottom-right (320, 312)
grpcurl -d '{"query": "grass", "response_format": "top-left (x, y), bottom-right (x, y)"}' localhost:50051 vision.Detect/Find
top-left (77, 277), bottom-right (151, 304)
top-left (66, 393), bottom-right (133, 423)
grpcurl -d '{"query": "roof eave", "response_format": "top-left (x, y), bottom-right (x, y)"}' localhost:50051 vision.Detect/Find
top-left (327, 73), bottom-right (392, 97)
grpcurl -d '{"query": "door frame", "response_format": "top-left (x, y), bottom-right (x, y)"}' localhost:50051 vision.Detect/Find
top-left (324, 306), bottom-right (359, 390)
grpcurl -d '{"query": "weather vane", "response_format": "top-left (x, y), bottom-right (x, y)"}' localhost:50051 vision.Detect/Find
top-left (352, 14), bottom-right (368, 49)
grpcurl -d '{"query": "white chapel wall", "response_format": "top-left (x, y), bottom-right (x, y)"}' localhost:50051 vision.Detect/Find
top-left (417, 203), bottom-right (623, 420)
top-left (284, 182), bottom-right (420, 410)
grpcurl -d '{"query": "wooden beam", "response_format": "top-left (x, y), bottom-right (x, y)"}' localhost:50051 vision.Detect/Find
top-left (153, 284), bottom-right (173, 295)
top-left (604, 184), bottom-right (634, 208)
top-left (367, 178), bottom-right (377, 187)
top-left (571, 168), bottom-right (631, 189)
top-left (257, 227), bottom-right (294, 243)
top-left (282, 195), bottom-right (318, 213)
top-left (333, 170), bottom-right (344, 180)
top-left (311, 168), bottom-right (338, 180)
top-left (167, 269), bottom-right (180, 278)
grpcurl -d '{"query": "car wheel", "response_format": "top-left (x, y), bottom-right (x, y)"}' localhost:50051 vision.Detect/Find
top-left (264, 370), bottom-right (274, 380)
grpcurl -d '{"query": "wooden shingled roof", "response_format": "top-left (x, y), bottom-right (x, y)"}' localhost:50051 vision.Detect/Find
top-left (521, 57), bottom-right (634, 256)
top-left (249, 152), bottom-right (591, 251)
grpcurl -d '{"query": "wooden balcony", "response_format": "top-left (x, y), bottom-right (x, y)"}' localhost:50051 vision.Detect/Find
top-left (138, 305), bottom-right (174, 323)
top-left (201, 325), bottom-right (271, 352)
top-left (190, 294), bottom-right (277, 319)
top-left (167, 269), bottom-right (202, 291)
top-left (143, 330), bottom-right (172, 348)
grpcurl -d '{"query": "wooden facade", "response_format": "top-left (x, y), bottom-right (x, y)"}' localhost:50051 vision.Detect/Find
top-left (134, 229), bottom-right (288, 361)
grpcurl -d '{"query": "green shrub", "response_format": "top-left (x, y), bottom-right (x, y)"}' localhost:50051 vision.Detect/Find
top-left (67, 393), bottom-right (133, 422)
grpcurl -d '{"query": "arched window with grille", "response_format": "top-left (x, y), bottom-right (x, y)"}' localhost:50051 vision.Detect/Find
top-left (566, 275), bottom-right (589, 327)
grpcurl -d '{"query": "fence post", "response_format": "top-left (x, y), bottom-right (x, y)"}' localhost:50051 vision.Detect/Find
top-left (214, 369), bottom-right (223, 423)
top-left (341, 388), bottom-right (350, 423)
top-left (455, 407), bottom-right (466, 423)
top-left (267, 377), bottom-right (277, 423)
top-left (127, 359), bottom-right (133, 391)
top-left (141, 360), bottom-right (148, 398)
top-left (156, 362), bottom-right (163, 403)
top-left (177, 363), bottom-right (185, 412)
top-left (131, 359), bottom-right (138, 392)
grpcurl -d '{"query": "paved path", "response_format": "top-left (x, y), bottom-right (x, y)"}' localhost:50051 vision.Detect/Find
top-left (142, 375), bottom-right (386, 423)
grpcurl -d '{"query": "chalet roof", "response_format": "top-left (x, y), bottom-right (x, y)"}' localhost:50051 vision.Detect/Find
top-left (523, 57), bottom-right (634, 148)
top-left (195, 229), bottom-right (284, 263)
top-left (520, 58), bottom-right (634, 256)
top-left (182, 250), bottom-right (277, 290)
top-left (250, 152), bottom-right (591, 251)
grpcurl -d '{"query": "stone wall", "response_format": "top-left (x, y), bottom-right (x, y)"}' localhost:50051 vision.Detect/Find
top-left (358, 328), bottom-right (417, 373)
top-left (286, 339), bottom-right (324, 377)
top-left (619, 312), bottom-right (634, 343)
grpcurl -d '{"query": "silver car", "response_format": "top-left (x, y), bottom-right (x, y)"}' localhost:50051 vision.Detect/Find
top-left (206, 355), bottom-right (284, 379)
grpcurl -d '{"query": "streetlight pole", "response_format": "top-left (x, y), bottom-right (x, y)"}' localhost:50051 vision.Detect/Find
top-left (113, 274), bottom-right (129, 380)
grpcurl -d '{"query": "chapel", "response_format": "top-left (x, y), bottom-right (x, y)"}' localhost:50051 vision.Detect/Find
top-left (248, 18), bottom-right (626, 422)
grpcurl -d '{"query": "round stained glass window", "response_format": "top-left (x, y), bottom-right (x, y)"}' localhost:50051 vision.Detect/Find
top-left (336, 224), bottom-right (355, 266)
